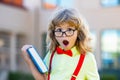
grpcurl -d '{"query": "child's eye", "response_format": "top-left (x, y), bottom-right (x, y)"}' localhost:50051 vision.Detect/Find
top-left (55, 28), bottom-right (62, 32)
top-left (67, 28), bottom-right (75, 31)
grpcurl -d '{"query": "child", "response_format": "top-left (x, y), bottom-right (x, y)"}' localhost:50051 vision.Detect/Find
top-left (21, 8), bottom-right (100, 80)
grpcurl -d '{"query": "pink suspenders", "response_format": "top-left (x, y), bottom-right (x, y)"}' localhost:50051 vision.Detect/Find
top-left (48, 50), bottom-right (85, 80)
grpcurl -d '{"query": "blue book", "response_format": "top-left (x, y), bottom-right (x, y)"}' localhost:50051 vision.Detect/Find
top-left (26, 46), bottom-right (48, 74)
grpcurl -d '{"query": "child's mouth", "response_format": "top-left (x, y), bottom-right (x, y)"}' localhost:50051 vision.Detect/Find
top-left (63, 40), bottom-right (69, 46)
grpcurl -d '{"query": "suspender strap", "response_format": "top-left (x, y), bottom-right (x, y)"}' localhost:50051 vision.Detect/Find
top-left (71, 53), bottom-right (85, 80)
top-left (48, 50), bottom-right (56, 80)
top-left (48, 50), bottom-right (85, 80)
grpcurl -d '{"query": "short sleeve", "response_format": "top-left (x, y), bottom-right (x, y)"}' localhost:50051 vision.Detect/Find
top-left (85, 53), bottom-right (100, 80)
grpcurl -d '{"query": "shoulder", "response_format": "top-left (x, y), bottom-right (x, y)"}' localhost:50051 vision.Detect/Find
top-left (83, 52), bottom-right (98, 72)
top-left (83, 53), bottom-right (100, 80)
top-left (84, 52), bottom-right (97, 64)
top-left (85, 52), bottom-right (95, 58)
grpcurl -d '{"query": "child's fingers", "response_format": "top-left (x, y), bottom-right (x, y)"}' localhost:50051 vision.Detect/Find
top-left (21, 45), bottom-right (32, 52)
top-left (21, 50), bottom-right (31, 64)
top-left (21, 45), bottom-right (33, 61)
top-left (21, 45), bottom-right (33, 65)
top-left (21, 45), bottom-right (46, 80)
top-left (43, 74), bottom-right (48, 80)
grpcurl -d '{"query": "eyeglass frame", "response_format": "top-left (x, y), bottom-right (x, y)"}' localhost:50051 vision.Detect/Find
top-left (54, 29), bottom-right (77, 37)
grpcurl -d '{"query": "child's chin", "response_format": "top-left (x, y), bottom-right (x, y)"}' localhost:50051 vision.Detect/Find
top-left (62, 46), bottom-right (72, 50)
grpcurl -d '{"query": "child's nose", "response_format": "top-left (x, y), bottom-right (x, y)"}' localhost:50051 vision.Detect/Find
top-left (62, 32), bottom-right (66, 37)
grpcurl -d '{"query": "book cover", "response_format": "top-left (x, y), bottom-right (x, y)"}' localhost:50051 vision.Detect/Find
top-left (26, 46), bottom-right (48, 74)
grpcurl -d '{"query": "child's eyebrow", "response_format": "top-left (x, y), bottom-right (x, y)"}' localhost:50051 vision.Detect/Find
top-left (55, 27), bottom-right (76, 30)
top-left (55, 26), bottom-right (61, 27)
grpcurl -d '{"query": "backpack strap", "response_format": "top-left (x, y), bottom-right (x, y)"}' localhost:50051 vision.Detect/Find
top-left (71, 53), bottom-right (85, 80)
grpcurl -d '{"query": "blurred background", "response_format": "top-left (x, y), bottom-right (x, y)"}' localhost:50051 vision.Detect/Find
top-left (0, 0), bottom-right (120, 80)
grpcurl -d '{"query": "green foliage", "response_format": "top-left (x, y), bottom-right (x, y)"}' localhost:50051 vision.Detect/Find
top-left (101, 74), bottom-right (117, 80)
top-left (8, 71), bottom-right (34, 80)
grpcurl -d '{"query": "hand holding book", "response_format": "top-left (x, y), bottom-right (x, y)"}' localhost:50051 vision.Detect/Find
top-left (21, 45), bottom-right (48, 80)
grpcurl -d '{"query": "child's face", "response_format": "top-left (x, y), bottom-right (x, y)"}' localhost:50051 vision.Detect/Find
top-left (54, 22), bottom-right (78, 50)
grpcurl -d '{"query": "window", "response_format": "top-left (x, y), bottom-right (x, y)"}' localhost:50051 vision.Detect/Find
top-left (42, 0), bottom-right (73, 9)
top-left (16, 34), bottom-right (26, 54)
top-left (16, 34), bottom-right (26, 69)
top-left (0, 32), bottom-right (10, 69)
top-left (101, 30), bottom-right (120, 69)
top-left (0, 32), bottom-right (10, 48)
top-left (101, 0), bottom-right (120, 7)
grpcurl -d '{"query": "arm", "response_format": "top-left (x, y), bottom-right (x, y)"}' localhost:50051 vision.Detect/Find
top-left (21, 45), bottom-right (47, 80)
top-left (85, 53), bottom-right (100, 80)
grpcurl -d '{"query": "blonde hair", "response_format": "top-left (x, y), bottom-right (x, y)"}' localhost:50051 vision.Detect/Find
top-left (46, 8), bottom-right (92, 53)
